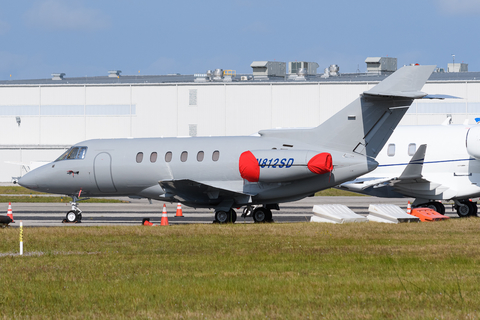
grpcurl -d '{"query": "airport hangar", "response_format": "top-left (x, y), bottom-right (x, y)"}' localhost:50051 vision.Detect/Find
top-left (1, 57), bottom-right (479, 182)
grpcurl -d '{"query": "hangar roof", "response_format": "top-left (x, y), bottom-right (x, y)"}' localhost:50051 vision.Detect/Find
top-left (1, 70), bottom-right (480, 86)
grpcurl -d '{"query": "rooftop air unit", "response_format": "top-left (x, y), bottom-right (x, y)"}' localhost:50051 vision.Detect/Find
top-left (365, 57), bottom-right (397, 74)
top-left (288, 61), bottom-right (319, 75)
top-left (250, 61), bottom-right (286, 79)
top-left (51, 73), bottom-right (65, 80)
top-left (108, 70), bottom-right (122, 78)
top-left (448, 63), bottom-right (468, 72)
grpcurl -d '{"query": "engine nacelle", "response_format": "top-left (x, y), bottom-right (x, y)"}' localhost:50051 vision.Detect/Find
top-left (239, 149), bottom-right (333, 183)
top-left (466, 126), bottom-right (480, 159)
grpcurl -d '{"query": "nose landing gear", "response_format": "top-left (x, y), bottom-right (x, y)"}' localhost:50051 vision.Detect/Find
top-left (64, 195), bottom-right (88, 223)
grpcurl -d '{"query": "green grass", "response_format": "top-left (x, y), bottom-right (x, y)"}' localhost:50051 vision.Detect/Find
top-left (0, 187), bottom-right (128, 203)
top-left (315, 188), bottom-right (366, 196)
top-left (0, 186), bottom-right (44, 194)
top-left (1, 220), bottom-right (480, 319)
top-left (0, 196), bottom-right (127, 203)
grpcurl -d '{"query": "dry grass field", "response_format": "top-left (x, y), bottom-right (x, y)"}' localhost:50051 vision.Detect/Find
top-left (1, 219), bottom-right (480, 319)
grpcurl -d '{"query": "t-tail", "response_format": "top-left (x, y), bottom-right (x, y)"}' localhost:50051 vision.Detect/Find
top-left (261, 65), bottom-right (436, 158)
top-left (314, 65), bottom-right (436, 158)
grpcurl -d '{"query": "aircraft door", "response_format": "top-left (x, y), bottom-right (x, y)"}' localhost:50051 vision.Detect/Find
top-left (94, 152), bottom-right (117, 193)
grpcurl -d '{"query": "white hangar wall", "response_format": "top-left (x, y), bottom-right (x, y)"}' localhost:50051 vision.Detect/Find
top-left (0, 80), bottom-right (479, 182)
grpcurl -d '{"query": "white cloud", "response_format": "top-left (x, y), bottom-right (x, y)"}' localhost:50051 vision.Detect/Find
top-left (436, 0), bottom-right (480, 15)
top-left (24, 0), bottom-right (111, 31)
top-left (0, 20), bottom-right (10, 35)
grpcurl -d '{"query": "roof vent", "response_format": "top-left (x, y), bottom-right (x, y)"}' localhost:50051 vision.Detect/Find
top-left (329, 64), bottom-right (340, 76)
top-left (108, 70), bottom-right (122, 78)
top-left (213, 69), bottom-right (223, 81)
top-left (51, 73), bottom-right (65, 80)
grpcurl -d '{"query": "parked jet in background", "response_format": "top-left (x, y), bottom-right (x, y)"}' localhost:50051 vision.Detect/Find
top-left (339, 120), bottom-right (480, 217)
top-left (18, 65), bottom-right (437, 223)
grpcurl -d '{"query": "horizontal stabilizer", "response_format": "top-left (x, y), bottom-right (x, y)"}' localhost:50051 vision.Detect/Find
top-left (422, 94), bottom-right (460, 100)
top-left (363, 65), bottom-right (436, 99)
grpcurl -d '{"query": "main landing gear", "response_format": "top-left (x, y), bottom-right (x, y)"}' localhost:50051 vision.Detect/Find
top-left (453, 199), bottom-right (478, 218)
top-left (214, 209), bottom-right (237, 224)
top-left (214, 206), bottom-right (275, 224)
top-left (64, 195), bottom-right (85, 223)
top-left (416, 200), bottom-right (478, 217)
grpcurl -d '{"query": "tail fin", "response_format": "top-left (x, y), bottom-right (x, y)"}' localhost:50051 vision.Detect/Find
top-left (313, 65), bottom-right (435, 158)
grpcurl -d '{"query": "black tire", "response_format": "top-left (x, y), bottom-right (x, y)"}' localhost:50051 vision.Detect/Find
top-left (424, 202), bottom-right (445, 215)
top-left (469, 201), bottom-right (478, 216)
top-left (456, 203), bottom-right (471, 218)
top-left (466, 201), bottom-right (478, 216)
top-left (66, 210), bottom-right (78, 222)
top-left (265, 209), bottom-right (273, 222)
top-left (253, 208), bottom-right (267, 223)
top-left (215, 210), bottom-right (229, 224)
top-left (229, 209), bottom-right (237, 223)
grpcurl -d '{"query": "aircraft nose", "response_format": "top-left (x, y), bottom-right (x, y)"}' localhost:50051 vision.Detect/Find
top-left (18, 170), bottom-right (38, 190)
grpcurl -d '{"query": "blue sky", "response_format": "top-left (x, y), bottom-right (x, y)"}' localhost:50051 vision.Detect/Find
top-left (0, 0), bottom-right (479, 80)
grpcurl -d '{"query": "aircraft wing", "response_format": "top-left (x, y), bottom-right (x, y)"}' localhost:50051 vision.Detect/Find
top-left (159, 179), bottom-right (255, 209)
top-left (339, 144), bottom-right (430, 192)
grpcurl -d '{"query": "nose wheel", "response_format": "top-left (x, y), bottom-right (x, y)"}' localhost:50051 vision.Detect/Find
top-left (64, 195), bottom-right (84, 223)
top-left (66, 210), bottom-right (82, 223)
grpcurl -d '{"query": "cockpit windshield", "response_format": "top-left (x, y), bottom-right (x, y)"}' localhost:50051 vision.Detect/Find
top-left (56, 147), bottom-right (88, 161)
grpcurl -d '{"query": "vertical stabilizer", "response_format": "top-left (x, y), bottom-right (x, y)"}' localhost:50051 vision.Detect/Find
top-left (312, 65), bottom-right (435, 158)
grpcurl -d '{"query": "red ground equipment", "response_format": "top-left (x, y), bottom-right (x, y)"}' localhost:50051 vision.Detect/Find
top-left (409, 208), bottom-right (450, 222)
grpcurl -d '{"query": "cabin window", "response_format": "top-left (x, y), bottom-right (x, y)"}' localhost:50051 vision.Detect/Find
top-left (387, 144), bottom-right (395, 157)
top-left (181, 151), bottom-right (188, 162)
top-left (165, 151), bottom-right (172, 162)
top-left (408, 143), bottom-right (416, 156)
top-left (150, 152), bottom-right (158, 163)
top-left (136, 152), bottom-right (144, 163)
top-left (197, 151), bottom-right (204, 162)
top-left (212, 150), bottom-right (220, 161)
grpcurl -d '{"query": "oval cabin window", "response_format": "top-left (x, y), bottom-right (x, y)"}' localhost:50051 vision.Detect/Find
top-left (165, 151), bottom-right (172, 162)
top-left (136, 152), bottom-right (144, 163)
top-left (181, 151), bottom-right (188, 162)
top-left (387, 144), bottom-right (395, 157)
top-left (212, 150), bottom-right (220, 161)
top-left (197, 151), bottom-right (204, 162)
top-left (408, 143), bottom-right (416, 156)
top-left (150, 152), bottom-right (158, 163)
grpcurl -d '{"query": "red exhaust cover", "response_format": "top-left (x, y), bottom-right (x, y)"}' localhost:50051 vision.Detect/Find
top-left (239, 151), bottom-right (260, 182)
top-left (307, 153), bottom-right (333, 175)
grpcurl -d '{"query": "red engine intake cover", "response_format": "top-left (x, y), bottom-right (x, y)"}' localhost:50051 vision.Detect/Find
top-left (307, 153), bottom-right (333, 175)
top-left (239, 151), bottom-right (260, 182)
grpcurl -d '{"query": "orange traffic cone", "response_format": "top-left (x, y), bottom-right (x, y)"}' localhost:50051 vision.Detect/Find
top-left (7, 202), bottom-right (14, 222)
top-left (175, 203), bottom-right (184, 217)
top-left (406, 201), bottom-right (412, 215)
top-left (160, 204), bottom-right (169, 226)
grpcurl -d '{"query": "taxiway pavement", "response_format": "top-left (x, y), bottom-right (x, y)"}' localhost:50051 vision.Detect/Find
top-left (2, 196), bottom-right (459, 227)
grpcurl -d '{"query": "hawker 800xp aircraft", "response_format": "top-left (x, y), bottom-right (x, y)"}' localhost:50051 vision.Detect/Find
top-left (19, 65), bottom-right (437, 223)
